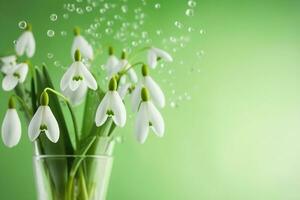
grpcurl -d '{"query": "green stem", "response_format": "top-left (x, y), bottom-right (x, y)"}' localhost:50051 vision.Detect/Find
top-left (79, 167), bottom-right (89, 200)
top-left (12, 94), bottom-right (33, 118)
top-left (128, 46), bottom-right (150, 61)
top-left (43, 87), bottom-right (80, 146)
top-left (119, 61), bottom-right (144, 76)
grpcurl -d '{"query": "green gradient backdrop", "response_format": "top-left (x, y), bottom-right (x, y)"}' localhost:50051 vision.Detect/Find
top-left (1, 0), bottom-right (300, 199)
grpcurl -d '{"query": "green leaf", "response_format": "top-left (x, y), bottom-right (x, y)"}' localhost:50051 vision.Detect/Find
top-left (35, 66), bottom-right (73, 198)
top-left (81, 87), bottom-right (105, 140)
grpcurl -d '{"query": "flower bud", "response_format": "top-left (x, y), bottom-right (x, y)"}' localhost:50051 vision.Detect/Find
top-left (26, 23), bottom-right (32, 31)
top-left (142, 64), bottom-right (149, 77)
top-left (40, 91), bottom-right (49, 106)
top-left (8, 97), bottom-right (15, 109)
top-left (74, 49), bottom-right (81, 61)
top-left (73, 27), bottom-right (80, 36)
top-left (141, 87), bottom-right (150, 102)
top-left (109, 77), bottom-right (117, 91)
top-left (109, 46), bottom-right (114, 55)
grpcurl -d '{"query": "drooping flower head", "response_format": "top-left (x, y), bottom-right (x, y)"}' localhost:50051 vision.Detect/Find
top-left (2, 62), bottom-right (29, 91)
top-left (147, 47), bottom-right (173, 69)
top-left (71, 27), bottom-right (93, 60)
top-left (28, 91), bottom-right (60, 143)
top-left (95, 77), bottom-right (127, 127)
top-left (105, 46), bottom-right (119, 77)
top-left (132, 64), bottom-right (165, 112)
top-left (117, 51), bottom-right (138, 83)
top-left (15, 24), bottom-right (36, 58)
top-left (1, 97), bottom-right (21, 148)
top-left (60, 49), bottom-right (97, 92)
top-left (135, 87), bottom-right (165, 144)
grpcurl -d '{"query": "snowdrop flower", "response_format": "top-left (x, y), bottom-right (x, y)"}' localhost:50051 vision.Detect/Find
top-left (147, 47), bottom-right (173, 69)
top-left (2, 62), bottom-right (29, 91)
top-left (95, 77), bottom-right (126, 127)
top-left (71, 27), bottom-right (93, 60)
top-left (60, 49), bottom-right (97, 92)
top-left (131, 64), bottom-right (165, 112)
top-left (1, 55), bottom-right (17, 73)
top-left (117, 51), bottom-right (138, 83)
top-left (105, 46), bottom-right (119, 77)
top-left (1, 97), bottom-right (21, 148)
top-left (28, 91), bottom-right (60, 143)
top-left (118, 82), bottom-right (131, 100)
top-left (62, 82), bottom-right (88, 106)
top-left (15, 24), bottom-right (36, 58)
top-left (135, 87), bottom-right (164, 144)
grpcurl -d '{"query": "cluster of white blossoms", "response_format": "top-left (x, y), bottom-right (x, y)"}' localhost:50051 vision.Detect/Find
top-left (1, 25), bottom-right (173, 147)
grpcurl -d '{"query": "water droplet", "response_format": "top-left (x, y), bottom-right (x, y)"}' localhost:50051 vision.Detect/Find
top-left (199, 29), bottom-right (204, 34)
top-left (54, 60), bottom-right (60, 67)
top-left (18, 21), bottom-right (27, 29)
top-left (86, 6), bottom-right (93, 12)
top-left (105, 28), bottom-right (113, 35)
top-left (66, 4), bottom-right (75, 12)
top-left (63, 13), bottom-right (69, 19)
top-left (107, 20), bottom-right (114, 26)
top-left (156, 30), bottom-right (162, 35)
top-left (154, 3), bottom-right (161, 9)
top-left (188, 0), bottom-right (197, 8)
top-left (50, 14), bottom-right (58, 21)
top-left (174, 21), bottom-right (183, 29)
top-left (61, 31), bottom-right (67, 36)
top-left (99, 8), bottom-right (106, 14)
top-left (170, 36), bottom-right (177, 43)
top-left (188, 27), bottom-right (194, 32)
top-left (141, 31), bottom-right (148, 38)
top-left (47, 30), bottom-right (55, 37)
top-left (185, 8), bottom-right (194, 16)
top-left (121, 5), bottom-right (128, 13)
top-left (47, 53), bottom-right (54, 59)
top-left (76, 7), bottom-right (84, 14)
top-left (170, 101), bottom-right (176, 108)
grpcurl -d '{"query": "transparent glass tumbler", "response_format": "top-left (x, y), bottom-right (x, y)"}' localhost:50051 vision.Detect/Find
top-left (33, 155), bottom-right (113, 200)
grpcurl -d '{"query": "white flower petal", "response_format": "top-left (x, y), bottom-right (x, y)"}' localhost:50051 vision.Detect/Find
top-left (153, 47), bottom-right (173, 62)
top-left (60, 63), bottom-right (76, 90)
top-left (1, 109), bottom-right (21, 148)
top-left (118, 83), bottom-right (131, 99)
top-left (147, 49), bottom-right (157, 68)
top-left (95, 93), bottom-right (110, 127)
top-left (2, 75), bottom-right (19, 91)
top-left (144, 76), bottom-right (165, 108)
top-left (43, 106), bottom-right (60, 143)
top-left (15, 31), bottom-right (28, 56)
top-left (110, 91), bottom-right (126, 127)
top-left (25, 32), bottom-right (36, 57)
top-left (79, 62), bottom-right (97, 90)
top-left (127, 68), bottom-right (138, 83)
top-left (105, 55), bottom-right (119, 71)
top-left (16, 63), bottom-right (29, 83)
top-left (131, 84), bottom-right (142, 112)
top-left (69, 79), bottom-right (81, 91)
top-left (135, 102), bottom-right (149, 144)
top-left (1, 55), bottom-right (16, 64)
top-left (63, 82), bottom-right (88, 106)
top-left (28, 107), bottom-right (43, 141)
top-left (147, 101), bottom-right (164, 137)
top-left (71, 35), bottom-right (93, 60)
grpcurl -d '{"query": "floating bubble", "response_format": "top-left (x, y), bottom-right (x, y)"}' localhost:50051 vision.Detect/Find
top-left (170, 36), bottom-right (177, 43)
top-left (107, 20), bottom-right (114, 26)
top-left (61, 31), bottom-right (67, 36)
top-left (50, 14), bottom-right (58, 21)
top-left (47, 53), bottom-right (54, 59)
top-left (154, 3), bottom-right (161, 9)
top-left (54, 60), bottom-right (60, 67)
top-left (47, 30), bottom-right (55, 37)
top-left (105, 28), bottom-right (113, 35)
top-left (121, 5), bottom-right (128, 13)
top-left (199, 29), bottom-right (204, 34)
top-left (185, 8), bottom-right (194, 16)
top-left (170, 101), bottom-right (176, 108)
top-left (63, 13), bottom-right (69, 19)
top-left (18, 21), bottom-right (27, 29)
top-left (188, 0), bottom-right (197, 8)
top-left (156, 30), bottom-right (162, 35)
top-left (99, 8), bottom-right (106, 14)
top-left (86, 6), bottom-right (93, 12)
top-left (66, 4), bottom-right (75, 12)
top-left (188, 27), bottom-right (194, 32)
top-left (76, 7), bottom-right (84, 14)
top-left (174, 21), bottom-right (183, 29)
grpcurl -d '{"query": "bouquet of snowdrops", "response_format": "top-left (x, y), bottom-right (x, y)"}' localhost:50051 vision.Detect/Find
top-left (0, 24), bottom-right (172, 199)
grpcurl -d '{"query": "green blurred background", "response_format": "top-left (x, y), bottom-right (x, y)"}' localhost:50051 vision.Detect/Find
top-left (1, 0), bottom-right (300, 199)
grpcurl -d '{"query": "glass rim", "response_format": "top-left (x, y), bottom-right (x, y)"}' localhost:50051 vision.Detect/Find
top-left (33, 155), bottom-right (113, 159)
